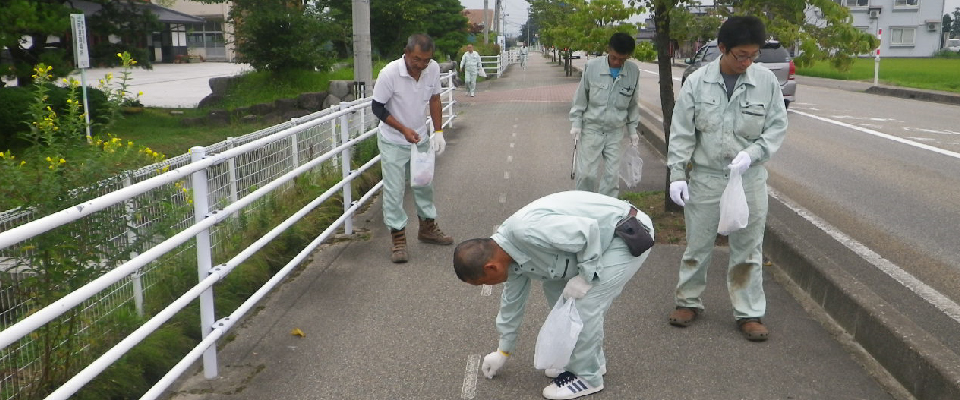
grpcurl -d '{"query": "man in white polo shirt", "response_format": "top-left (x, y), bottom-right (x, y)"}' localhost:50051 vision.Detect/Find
top-left (371, 33), bottom-right (453, 263)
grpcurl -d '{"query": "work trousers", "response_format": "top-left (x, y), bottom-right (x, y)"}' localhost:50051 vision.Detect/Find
top-left (464, 69), bottom-right (478, 94)
top-left (575, 127), bottom-right (625, 198)
top-left (542, 237), bottom-right (650, 388)
top-left (377, 134), bottom-right (437, 231)
top-left (675, 165), bottom-right (768, 319)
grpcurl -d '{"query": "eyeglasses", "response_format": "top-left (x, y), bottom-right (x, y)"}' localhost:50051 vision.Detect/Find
top-left (729, 51), bottom-right (760, 63)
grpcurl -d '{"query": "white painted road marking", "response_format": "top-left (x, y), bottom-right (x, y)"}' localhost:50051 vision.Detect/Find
top-left (461, 354), bottom-right (481, 399)
top-left (481, 285), bottom-right (492, 296)
top-left (788, 110), bottom-right (960, 160)
top-left (769, 188), bottom-right (960, 324)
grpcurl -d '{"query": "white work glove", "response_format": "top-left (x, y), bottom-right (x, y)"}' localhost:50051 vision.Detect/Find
top-left (728, 151), bottom-right (751, 174)
top-left (431, 131), bottom-right (446, 155)
top-left (481, 350), bottom-right (508, 379)
top-left (630, 132), bottom-right (640, 148)
top-left (562, 275), bottom-right (593, 300)
top-left (570, 127), bottom-right (581, 141)
top-left (669, 181), bottom-right (690, 207)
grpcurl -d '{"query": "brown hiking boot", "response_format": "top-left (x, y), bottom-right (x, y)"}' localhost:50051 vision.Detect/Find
top-left (418, 218), bottom-right (453, 245)
top-left (668, 306), bottom-right (700, 327)
top-left (390, 228), bottom-right (408, 263)
top-left (737, 318), bottom-right (769, 342)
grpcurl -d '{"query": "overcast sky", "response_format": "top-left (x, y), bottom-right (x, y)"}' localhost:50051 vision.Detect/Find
top-left (457, 0), bottom-right (960, 36)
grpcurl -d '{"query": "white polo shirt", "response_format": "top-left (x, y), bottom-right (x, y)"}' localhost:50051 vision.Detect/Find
top-left (373, 55), bottom-right (442, 145)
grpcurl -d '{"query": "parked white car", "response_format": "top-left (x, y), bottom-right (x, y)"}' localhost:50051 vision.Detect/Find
top-left (946, 38), bottom-right (960, 53)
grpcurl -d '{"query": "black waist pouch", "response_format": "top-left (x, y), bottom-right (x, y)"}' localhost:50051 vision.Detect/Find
top-left (614, 217), bottom-right (654, 257)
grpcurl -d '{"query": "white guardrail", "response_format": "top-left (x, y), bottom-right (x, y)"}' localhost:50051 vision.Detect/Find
top-left (0, 72), bottom-right (457, 400)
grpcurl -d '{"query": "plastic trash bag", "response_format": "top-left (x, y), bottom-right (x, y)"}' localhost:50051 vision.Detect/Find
top-left (478, 67), bottom-right (487, 78)
top-left (717, 169), bottom-right (749, 235)
top-left (534, 297), bottom-right (584, 370)
top-left (619, 145), bottom-right (643, 187)
top-left (410, 143), bottom-right (435, 187)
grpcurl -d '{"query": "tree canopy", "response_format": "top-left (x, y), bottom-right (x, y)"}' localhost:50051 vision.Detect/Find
top-left (0, 0), bottom-right (157, 86)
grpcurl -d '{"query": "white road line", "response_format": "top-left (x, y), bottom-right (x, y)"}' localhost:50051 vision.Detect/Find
top-left (507, 155), bottom-right (513, 163)
top-left (639, 68), bottom-right (682, 81)
top-left (504, 171), bottom-right (510, 179)
top-left (461, 354), bottom-right (481, 399)
top-left (790, 109), bottom-right (960, 161)
top-left (498, 194), bottom-right (506, 204)
top-left (510, 143), bottom-right (515, 148)
top-left (481, 285), bottom-right (492, 296)
top-left (769, 188), bottom-right (960, 325)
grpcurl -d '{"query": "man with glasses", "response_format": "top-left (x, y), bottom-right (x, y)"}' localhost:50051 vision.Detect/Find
top-left (665, 16), bottom-right (788, 341)
top-left (568, 32), bottom-right (640, 197)
top-left (372, 33), bottom-right (453, 263)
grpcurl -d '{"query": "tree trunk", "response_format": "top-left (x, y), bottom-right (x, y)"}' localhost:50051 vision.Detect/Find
top-left (653, 0), bottom-right (682, 212)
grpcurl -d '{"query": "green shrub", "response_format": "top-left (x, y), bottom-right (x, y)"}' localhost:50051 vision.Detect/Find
top-left (634, 41), bottom-right (657, 62)
top-left (0, 85), bottom-right (110, 150)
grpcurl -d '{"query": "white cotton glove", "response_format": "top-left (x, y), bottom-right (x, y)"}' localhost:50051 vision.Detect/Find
top-left (669, 181), bottom-right (690, 207)
top-left (570, 127), bottom-right (581, 141)
top-left (630, 132), bottom-right (640, 148)
top-left (481, 350), bottom-right (508, 379)
top-left (728, 151), bottom-right (751, 174)
top-left (562, 275), bottom-right (593, 300)
top-left (431, 131), bottom-right (446, 155)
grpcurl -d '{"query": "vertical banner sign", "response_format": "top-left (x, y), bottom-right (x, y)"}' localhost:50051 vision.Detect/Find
top-left (70, 13), bottom-right (93, 142)
top-left (70, 14), bottom-right (90, 68)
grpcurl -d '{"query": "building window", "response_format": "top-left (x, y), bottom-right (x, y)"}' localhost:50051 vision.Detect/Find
top-left (890, 27), bottom-right (916, 46)
top-left (186, 21), bottom-right (225, 49)
top-left (843, 0), bottom-right (868, 7)
top-left (894, 0), bottom-right (919, 6)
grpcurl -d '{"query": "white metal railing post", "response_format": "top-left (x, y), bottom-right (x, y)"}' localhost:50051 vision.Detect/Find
top-left (339, 113), bottom-right (353, 234)
top-left (446, 74), bottom-right (455, 128)
top-left (189, 146), bottom-right (219, 379)
top-left (226, 138), bottom-right (239, 205)
top-left (290, 131), bottom-right (300, 169)
top-left (122, 173), bottom-right (145, 317)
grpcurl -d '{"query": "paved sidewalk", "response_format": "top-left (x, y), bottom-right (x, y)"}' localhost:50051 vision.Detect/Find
top-left (168, 52), bottom-right (899, 400)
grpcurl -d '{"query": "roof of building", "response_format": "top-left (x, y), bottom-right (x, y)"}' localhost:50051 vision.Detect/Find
top-left (462, 9), bottom-right (494, 27)
top-left (72, 0), bottom-right (203, 24)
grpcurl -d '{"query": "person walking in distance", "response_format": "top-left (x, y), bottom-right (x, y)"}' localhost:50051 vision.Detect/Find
top-left (568, 32), bottom-right (641, 197)
top-left (666, 16), bottom-right (788, 341)
top-left (460, 44), bottom-right (482, 97)
top-left (371, 33), bottom-right (453, 263)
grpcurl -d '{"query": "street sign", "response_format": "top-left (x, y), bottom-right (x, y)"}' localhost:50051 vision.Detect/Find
top-left (71, 14), bottom-right (90, 69)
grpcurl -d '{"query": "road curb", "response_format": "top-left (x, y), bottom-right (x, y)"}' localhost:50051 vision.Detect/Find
top-left (637, 109), bottom-right (960, 400)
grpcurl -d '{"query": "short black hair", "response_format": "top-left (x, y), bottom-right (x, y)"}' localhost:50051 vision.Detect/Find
top-left (608, 32), bottom-right (636, 55)
top-left (453, 238), bottom-right (496, 281)
top-left (405, 33), bottom-right (435, 53)
top-left (717, 16), bottom-right (766, 50)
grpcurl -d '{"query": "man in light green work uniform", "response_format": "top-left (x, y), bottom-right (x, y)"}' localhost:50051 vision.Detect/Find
top-left (460, 44), bottom-right (482, 97)
top-left (569, 32), bottom-right (641, 197)
top-left (666, 16), bottom-right (788, 341)
top-left (453, 190), bottom-right (654, 400)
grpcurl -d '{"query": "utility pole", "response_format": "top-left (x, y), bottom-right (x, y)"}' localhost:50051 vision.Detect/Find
top-left (352, 0), bottom-right (372, 97)
top-left (483, 0), bottom-right (489, 44)
top-left (494, 0), bottom-right (501, 39)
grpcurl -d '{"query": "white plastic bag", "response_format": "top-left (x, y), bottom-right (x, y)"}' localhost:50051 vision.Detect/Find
top-left (478, 67), bottom-right (487, 78)
top-left (717, 169), bottom-right (749, 235)
top-left (619, 145), bottom-right (643, 187)
top-left (410, 143), bottom-right (435, 187)
top-left (534, 297), bottom-right (583, 370)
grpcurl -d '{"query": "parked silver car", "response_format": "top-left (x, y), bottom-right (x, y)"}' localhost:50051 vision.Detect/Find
top-left (681, 40), bottom-right (797, 108)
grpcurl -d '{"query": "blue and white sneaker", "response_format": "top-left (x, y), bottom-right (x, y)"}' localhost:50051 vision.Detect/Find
top-left (542, 372), bottom-right (603, 399)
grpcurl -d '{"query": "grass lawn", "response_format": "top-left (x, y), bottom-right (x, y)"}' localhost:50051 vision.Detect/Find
top-left (796, 56), bottom-right (960, 93)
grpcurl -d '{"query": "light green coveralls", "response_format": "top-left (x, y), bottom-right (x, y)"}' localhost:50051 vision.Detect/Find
top-left (491, 190), bottom-right (654, 388)
top-left (569, 57), bottom-right (640, 198)
top-left (460, 51), bottom-right (482, 94)
top-left (667, 57), bottom-right (788, 319)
